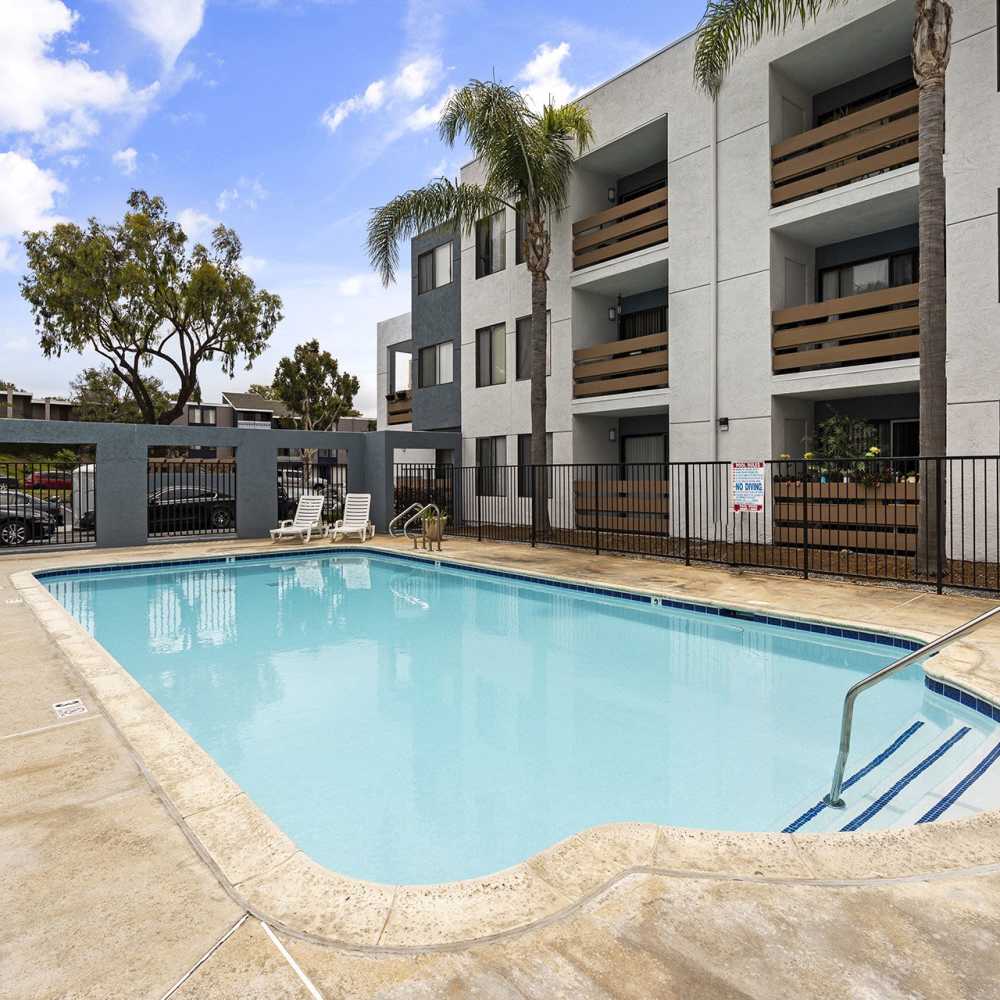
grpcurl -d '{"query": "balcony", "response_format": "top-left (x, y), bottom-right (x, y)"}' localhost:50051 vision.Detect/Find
top-left (770, 90), bottom-right (918, 207)
top-left (237, 419), bottom-right (272, 430)
top-left (386, 390), bottom-right (412, 425)
top-left (772, 283), bottom-right (918, 375)
top-left (573, 331), bottom-right (668, 398)
top-left (572, 185), bottom-right (668, 270)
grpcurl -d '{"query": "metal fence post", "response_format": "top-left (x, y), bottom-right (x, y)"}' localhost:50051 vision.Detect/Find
top-left (530, 465), bottom-right (537, 548)
top-left (477, 470), bottom-right (483, 543)
top-left (593, 463), bottom-right (600, 555)
top-left (684, 463), bottom-right (691, 565)
top-left (801, 459), bottom-right (810, 580)
top-left (936, 457), bottom-right (945, 594)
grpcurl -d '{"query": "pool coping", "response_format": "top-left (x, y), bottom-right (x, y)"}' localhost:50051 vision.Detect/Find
top-left (14, 540), bottom-right (1000, 952)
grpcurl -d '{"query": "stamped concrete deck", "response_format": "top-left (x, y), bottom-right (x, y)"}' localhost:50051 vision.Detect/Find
top-left (4, 535), bottom-right (1000, 999)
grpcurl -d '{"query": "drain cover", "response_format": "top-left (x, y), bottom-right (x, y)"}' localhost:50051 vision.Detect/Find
top-left (52, 698), bottom-right (87, 719)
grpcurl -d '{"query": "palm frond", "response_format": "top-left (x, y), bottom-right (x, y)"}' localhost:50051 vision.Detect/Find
top-left (693, 0), bottom-right (842, 96)
top-left (366, 178), bottom-right (507, 286)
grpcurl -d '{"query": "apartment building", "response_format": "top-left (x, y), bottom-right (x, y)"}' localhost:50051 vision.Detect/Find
top-left (1, 389), bottom-right (75, 422)
top-left (377, 0), bottom-right (998, 476)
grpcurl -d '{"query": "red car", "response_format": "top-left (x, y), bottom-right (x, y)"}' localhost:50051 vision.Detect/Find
top-left (23, 471), bottom-right (73, 490)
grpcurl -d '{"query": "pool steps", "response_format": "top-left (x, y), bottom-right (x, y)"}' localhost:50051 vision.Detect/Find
top-left (786, 718), bottom-right (1000, 834)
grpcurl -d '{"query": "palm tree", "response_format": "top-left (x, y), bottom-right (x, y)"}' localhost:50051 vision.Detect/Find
top-left (693, 0), bottom-right (952, 572)
top-left (368, 81), bottom-right (593, 532)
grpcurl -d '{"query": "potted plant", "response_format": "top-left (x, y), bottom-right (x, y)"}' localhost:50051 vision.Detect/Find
top-left (418, 509), bottom-right (448, 550)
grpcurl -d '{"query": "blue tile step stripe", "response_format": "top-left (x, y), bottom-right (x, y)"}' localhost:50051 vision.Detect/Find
top-left (782, 721), bottom-right (926, 833)
top-left (840, 726), bottom-right (972, 832)
top-left (916, 738), bottom-right (1000, 824)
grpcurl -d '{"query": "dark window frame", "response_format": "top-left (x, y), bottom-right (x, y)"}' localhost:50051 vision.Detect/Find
top-left (817, 247), bottom-right (919, 302)
top-left (515, 312), bottom-right (552, 381)
top-left (475, 435), bottom-right (507, 496)
top-left (417, 240), bottom-right (453, 294)
top-left (418, 341), bottom-right (454, 388)
top-left (516, 432), bottom-right (553, 498)
top-left (514, 204), bottom-right (527, 266)
top-left (476, 323), bottom-right (506, 387)
top-left (475, 212), bottom-right (506, 279)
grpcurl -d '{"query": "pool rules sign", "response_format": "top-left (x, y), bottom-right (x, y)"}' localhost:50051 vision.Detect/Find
top-left (730, 461), bottom-right (765, 512)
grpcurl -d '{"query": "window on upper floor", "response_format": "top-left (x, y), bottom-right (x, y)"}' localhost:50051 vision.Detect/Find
top-left (188, 406), bottom-right (217, 426)
top-left (418, 341), bottom-right (454, 388)
top-left (475, 212), bottom-right (506, 278)
top-left (476, 323), bottom-right (506, 387)
top-left (515, 312), bottom-right (551, 380)
top-left (417, 241), bottom-right (453, 293)
top-left (818, 249), bottom-right (918, 301)
top-left (515, 203), bottom-right (527, 265)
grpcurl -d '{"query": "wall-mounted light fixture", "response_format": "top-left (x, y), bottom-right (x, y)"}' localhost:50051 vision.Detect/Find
top-left (608, 428), bottom-right (617, 443)
top-left (607, 295), bottom-right (623, 322)
top-left (607, 186), bottom-right (617, 203)
top-left (718, 417), bottom-right (730, 432)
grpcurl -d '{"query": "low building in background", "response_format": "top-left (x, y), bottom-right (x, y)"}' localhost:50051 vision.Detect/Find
top-left (1, 389), bottom-right (76, 422)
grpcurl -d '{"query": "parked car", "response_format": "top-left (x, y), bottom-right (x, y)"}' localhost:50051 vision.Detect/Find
top-left (79, 509), bottom-right (95, 531)
top-left (147, 486), bottom-right (235, 533)
top-left (0, 475), bottom-right (20, 490)
top-left (0, 489), bottom-right (68, 525)
top-left (277, 479), bottom-right (342, 522)
top-left (0, 496), bottom-right (57, 546)
top-left (23, 470), bottom-right (73, 491)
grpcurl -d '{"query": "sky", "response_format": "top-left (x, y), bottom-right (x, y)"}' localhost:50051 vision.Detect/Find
top-left (0, 0), bottom-right (705, 416)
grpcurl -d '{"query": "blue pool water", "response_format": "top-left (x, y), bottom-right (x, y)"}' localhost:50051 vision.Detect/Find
top-left (42, 551), bottom-right (964, 883)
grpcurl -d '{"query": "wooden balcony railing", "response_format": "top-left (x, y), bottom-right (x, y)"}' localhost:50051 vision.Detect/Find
top-left (772, 481), bottom-right (918, 556)
top-left (572, 185), bottom-right (668, 270)
top-left (573, 331), bottom-right (668, 398)
top-left (772, 283), bottom-right (919, 374)
top-left (386, 390), bottom-right (412, 425)
top-left (770, 90), bottom-right (918, 206)
top-left (574, 478), bottom-right (670, 534)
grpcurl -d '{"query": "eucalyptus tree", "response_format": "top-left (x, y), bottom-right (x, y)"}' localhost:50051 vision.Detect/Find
top-left (693, 0), bottom-right (952, 569)
top-left (367, 81), bottom-right (593, 528)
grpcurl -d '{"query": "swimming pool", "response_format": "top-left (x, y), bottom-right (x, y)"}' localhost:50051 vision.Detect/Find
top-left (42, 549), bottom-right (998, 884)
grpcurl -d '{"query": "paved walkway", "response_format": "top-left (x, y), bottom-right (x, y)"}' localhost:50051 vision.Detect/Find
top-left (3, 537), bottom-right (1000, 999)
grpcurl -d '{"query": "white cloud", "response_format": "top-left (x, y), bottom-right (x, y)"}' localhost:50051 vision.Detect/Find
top-left (67, 39), bottom-right (93, 56)
top-left (399, 86), bottom-right (454, 134)
top-left (177, 207), bottom-right (217, 242)
top-left (336, 275), bottom-right (366, 297)
top-left (0, 0), bottom-right (157, 152)
top-left (321, 55), bottom-right (446, 135)
top-left (241, 255), bottom-right (267, 277)
top-left (110, 0), bottom-right (205, 69)
top-left (0, 151), bottom-right (66, 236)
top-left (517, 41), bottom-right (579, 110)
top-left (216, 176), bottom-right (267, 212)
top-left (112, 146), bottom-right (138, 175)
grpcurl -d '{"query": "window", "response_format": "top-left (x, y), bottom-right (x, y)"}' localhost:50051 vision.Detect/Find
top-left (819, 250), bottom-right (918, 301)
top-left (476, 323), bottom-right (506, 387)
top-left (188, 406), bottom-right (217, 426)
top-left (517, 432), bottom-right (553, 497)
top-left (515, 313), bottom-right (551, 380)
top-left (515, 204), bottom-right (527, 265)
top-left (417, 241), bottom-right (453, 293)
top-left (475, 435), bottom-right (507, 496)
top-left (475, 212), bottom-right (506, 278)
top-left (418, 341), bottom-right (454, 388)
top-left (620, 305), bottom-right (667, 341)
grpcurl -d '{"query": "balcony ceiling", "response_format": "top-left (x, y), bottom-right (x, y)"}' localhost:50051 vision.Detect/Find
top-left (577, 116), bottom-right (668, 178)
top-left (772, 0), bottom-right (912, 92)
top-left (571, 248), bottom-right (668, 296)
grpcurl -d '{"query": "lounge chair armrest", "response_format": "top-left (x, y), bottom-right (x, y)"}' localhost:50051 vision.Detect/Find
top-left (277, 519), bottom-right (293, 528)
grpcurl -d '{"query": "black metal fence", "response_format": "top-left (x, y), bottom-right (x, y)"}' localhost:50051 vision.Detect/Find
top-left (147, 460), bottom-right (237, 538)
top-left (393, 457), bottom-right (1000, 594)
top-left (0, 460), bottom-right (96, 548)
top-left (277, 459), bottom-right (348, 525)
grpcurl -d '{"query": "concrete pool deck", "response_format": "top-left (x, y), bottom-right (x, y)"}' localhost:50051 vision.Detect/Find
top-left (4, 535), bottom-right (1000, 998)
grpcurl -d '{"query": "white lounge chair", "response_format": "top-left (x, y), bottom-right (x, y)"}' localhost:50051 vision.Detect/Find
top-left (270, 494), bottom-right (326, 543)
top-left (329, 493), bottom-right (374, 542)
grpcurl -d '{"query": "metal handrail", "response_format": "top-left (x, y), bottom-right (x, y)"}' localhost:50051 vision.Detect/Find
top-left (388, 502), bottom-right (423, 537)
top-left (403, 503), bottom-right (440, 542)
top-left (824, 605), bottom-right (1000, 807)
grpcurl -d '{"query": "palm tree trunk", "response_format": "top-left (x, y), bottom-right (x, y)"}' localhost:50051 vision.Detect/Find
top-left (913, 0), bottom-right (952, 576)
top-left (526, 215), bottom-right (551, 536)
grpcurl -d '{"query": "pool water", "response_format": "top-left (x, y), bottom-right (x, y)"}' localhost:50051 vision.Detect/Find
top-left (43, 551), bottom-right (966, 884)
